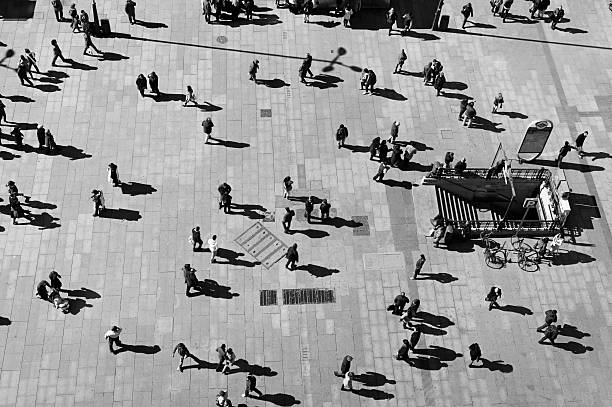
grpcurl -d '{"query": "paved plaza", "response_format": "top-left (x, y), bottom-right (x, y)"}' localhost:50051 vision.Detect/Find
top-left (2, 0), bottom-right (612, 405)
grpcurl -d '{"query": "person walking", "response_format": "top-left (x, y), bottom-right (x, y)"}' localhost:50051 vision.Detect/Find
top-left (401, 13), bottom-right (412, 35)
top-left (304, 196), bottom-right (314, 223)
top-left (360, 68), bottom-right (370, 91)
top-left (334, 355), bottom-right (353, 377)
top-left (490, 0), bottom-right (502, 15)
top-left (83, 32), bottom-right (102, 55)
top-left (386, 7), bottom-right (397, 36)
top-left (245, 0), bottom-right (254, 20)
top-left (249, 59), bottom-right (260, 83)
top-left (184, 85), bottom-right (197, 106)
top-left (51, 0), bottom-right (64, 21)
top-left (536, 309), bottom-right (558, 332)
top-left (341, 372), bottom-right (354, 391)
top-left (45, 129), bottom-right (57, 153)
top-left (0, 101), bottom-right (7, 124)
top-left (463, 101), bottom-right (476, 127)
top-left (301, 53), bottom-right (314, 80)
top-left (500, 0), bottom-right (513, 21)
top-left (104, 326), bottom-right (123, 354)
top-left (221, 193), bottom-right (232, 213)
top-left (433, 72), bottom-right (446, 96)
top-left (575, 131), bottom-right (587, 157)
top-left (208, 235), bottom-right (218, 263)
top-left (242, 374), bottom-right (263, 398)
top-left (202, 117), bottom-right (214, 143)
top-left (407, 325), bottom-right (421, 354)
top-left (390, 144), bottom-right (402, 168)
top-left (25, 49), bottom-right (40, 75)
top-left (492, 92), bottom-right (504, 112)
top-left (556, 141), bottom-right (572, 167)
top-left (11, 126), bottom-right (24, 148)
top-left (343, 6), bottom-right (353, 27)
top-left (468, 343), bottom-right (481, 366)
top-left (69, 4), bottom-right (80, 31)
top-left (183, 264), bottom-right (200, 296)
top-left (413, 254), bottom-right (426, 279)
top-left (400, 299), bottom-right (420, 329)
top-left (391, 291), bottom-right (408, 315)
top-left (36, 125), bottom-right (46, 150)
top-left (303, 0), bottom-right (313, 23)
top-left (192, 226), bottom-right (204, 251)
top-left (394, 50), bottom-right (407, 74)
top-left (221, 348), bottom-right (236, 374)
top-left (373, 163), bottom-right (390, 182)
top-left (396, 339), bottom-right (410, 361)
top-left (550, 5), bottom-right (564, 30)
top-left (17, 60), bottom-right (34, 86)
top-left (215, 344), bottom-right (227, 372)
top-left (282, 176), bottom-right (293, 199)
top-left (403, 146), bottom-right (417, 165)
top-left (444, 151), bottom-right (454, 168)
top-left (461, 2), bottom-right (473, 29)
top-left (320, 199), bottom-right (331, 221)
top-left (216, 390), bottom-right (230, 407)
top-left (107, 163), bottom-right (120, 187)
top-left (285, 243), bottom-right (299, 270)
top-left (389, 121), bottom-right (400, 144)
top-left (485, 286), bottom-right (502, 310)
top-left (539, 324), bottom-right (560, 345)
top-left (369, 137), bottom-right (380, 160)
top-left (336, 124), bottom-right (348, 148)
top-left (173, 343), bottom-right (195, 372)
top-left (365, 69), bottom-right (377, 95)
top-left (136, 74), bottom-right (147, 97)
top-left (282, 207), bottom-right (295, 233)
top-left (36, 280), bottom-right (51, 301)
top-left (125, 0), bottom-right (137, 24)
top-left (218, 183), bottom-right (232, 209)
top-left (148, 71), bottom-right (160, 95)
top-left (49, 271), bottom-right (62, 291)
top-left (203, 0), bottom-right (212, 23)
top-left (458, 98), bottom-right (468, 121)
top-left (91, 189), bottom-right (105, 216)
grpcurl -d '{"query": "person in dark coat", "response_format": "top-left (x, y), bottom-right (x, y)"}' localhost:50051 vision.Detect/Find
top-left (389, 121), bottom-right (400, 144)
top-left (285, 243), bottom-right (299, 270)
top-left (369, 137), bottom-right (380, 160)
top-left (243, 373), bottom-right (263, 397)
top-left (49, 271), bottom-right (62, 291)
top-left (192, 226), bottom-right (204, 251)
top-left (373, 163), bottom-right (389, 182)
top-left (501, 0), bottom-right (513, 22)
top-left (11, 126), bottom-right (24, 148)
top-left (336, 124), bottom-right (348, 148)
top-left (378, 140), bottom-right (389, 163)
top-left (173, 342), bottom-right (194, 372)
top-left (536, 309), bottom-right (558, 332)
top-left (249, 60), bottom-right (259, 83)
top-left (334, 355), bottom-right (353, 376)
top-left (36, 125), bottom-right (46, 150)
top-left (390, 145), bottom-right (402, 168)
top-left (202, 117), bottom-right (214, 143)
top-left (392, 291), bottom-right (408, 315)
top-left (458, 98), bottom-right (469, 120)
top-left (394, 49), bottom-right (407, 74)
top-left (407, 325), bottom-right (421, 353)
top-left (125, 0), bottom-right (137, 24)
top-left (108, 163), bottom-right (120, 186)
top-left (454, 158), bottom-right (467, 174)
top-left (0, 100), bottom-right (7, 125)
top-left (401, 13), bottom-right (412, 35)
top-left (215, 344), bottom-right (227, 371)
top-left (319, 199), bottom-right (331, 221)
top-left (222, 193), bottom-right (232, 213)
top-left (574, 131), bottom-right (587, 157)
top-left (468, 343), bottom-right (481, 366)
top-left (52, 0), bottom-right (64, 21)
top-left (485, 286), bottom-right (502, 311)
top-left (183, 264), bottom-right (200, 296)
top-left (45, 130), bottom-right (57, 153)
top-left (244, 0), bottom-right (254, 20)
top-left (539, 324), bottom-right (560, 345)
top-left (401, 299), bottom-right (420, 329)
top-left (304, 196), bottom-right (314, 223)
top-left (386, 7), bottom-right (397, 36)
top-left (444, 151), bottom-right (454, 168)
top-left (396, 339), bottom-right (410, 360)
top-left (433, 72), bottom-right (446, 96)
top-left (36, 280), bottom-right (50, 301)
top-left (302, 53), bottom-right (314, 78)
top-left (365, 69), bottom-right (377, 94)
top-left (556, 141), bottom-right (572, 167)
top-left (136, 74), bottom-right (147, 97)
top-left (218, 183), bottom-right (231, 209)
top-left (463, 101), bottom-right (476, 127)
top-left (461, 2), bottom-right (473, 29)
top-left (486, 159), bottom-right (504, 179)
top-left (148, 71), bottom-right (160, 95)
top-left (282, 207), bottom-right (295, 233)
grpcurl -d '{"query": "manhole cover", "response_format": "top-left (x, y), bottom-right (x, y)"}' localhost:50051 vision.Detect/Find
top-left (282, 289), bottom-right (336, 305)
top-left (261, 109), bottom-right (272, 117)
top-left (260, 290), bottom-right (278, 306)
top-left (216, 36), bottom-right (228, 44)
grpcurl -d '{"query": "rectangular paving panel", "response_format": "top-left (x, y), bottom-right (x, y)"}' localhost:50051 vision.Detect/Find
top-left (363, 252), bottom-right (405, 270)
top-left (234, 222), bottom-right (288, 269)
top-left (352, 216), bottom-right (370, 236)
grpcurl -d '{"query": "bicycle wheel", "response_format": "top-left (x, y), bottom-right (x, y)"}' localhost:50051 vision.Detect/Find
top-left (518, 249), bottom-right (539, 272)
top-left (485, 249), bottom-right (506, 269)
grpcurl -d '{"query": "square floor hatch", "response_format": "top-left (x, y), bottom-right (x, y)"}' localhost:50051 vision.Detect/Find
top-left (282, 288), bottom-right (336, 305)
top-left (260, 290), bottom-right (278, 306)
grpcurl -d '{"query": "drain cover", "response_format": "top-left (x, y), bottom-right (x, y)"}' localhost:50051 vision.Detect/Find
top-left (216, 36), bottom-right (228, 44)
top-left (282, 288), bottom-right (335, 305)
top-left (260, 109), bottom-right (272, 117)
top-left (352, 216), bottom-right (370, 236)
top-left (260, 290), bottom-right (278, 306)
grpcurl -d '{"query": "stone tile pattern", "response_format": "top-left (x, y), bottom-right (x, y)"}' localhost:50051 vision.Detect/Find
top-left (0, 0), bottom-right (612, 406)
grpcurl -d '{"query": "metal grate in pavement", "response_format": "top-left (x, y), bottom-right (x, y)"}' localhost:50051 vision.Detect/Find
top-left (216, 35), bottom-right (228, 44)
top-left (234, 222), bottom-right (288, 269)
top-left (352, 216), bottom-right (370, 236)
top-left (260, 290), bottom-right (278, 306)
top-left (261, 109), bottom-right (272, 117)
top-left (282, 288), bottom-right (336, 305)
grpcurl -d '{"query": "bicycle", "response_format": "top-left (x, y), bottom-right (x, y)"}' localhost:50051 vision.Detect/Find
top-left (481, 230), bottom-right (508, 269)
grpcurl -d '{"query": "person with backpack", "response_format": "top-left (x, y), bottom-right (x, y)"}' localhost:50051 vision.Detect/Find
top-left (485, 287), bottom-right (502, 311)
top-left (336, 124), bottom-right (348, 148)
top-left (539, 324), bottom-right (560, 345)
top-left (536, 309), bottom-right (558, 332)
top-left (51, 0), bottom-right (64, 22)
top-left (468, 343), bottom-right (482, 366)
top-left (461, 2), bottom-right (473, 29)
top-left (173, 342), bottom-right (195, 372)
top-left (394, 49), bottom-right (407, 74)
top-left (386, 7), bottom-right (397, 36)
top-left (550, 6), bottom-right (564, 30)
